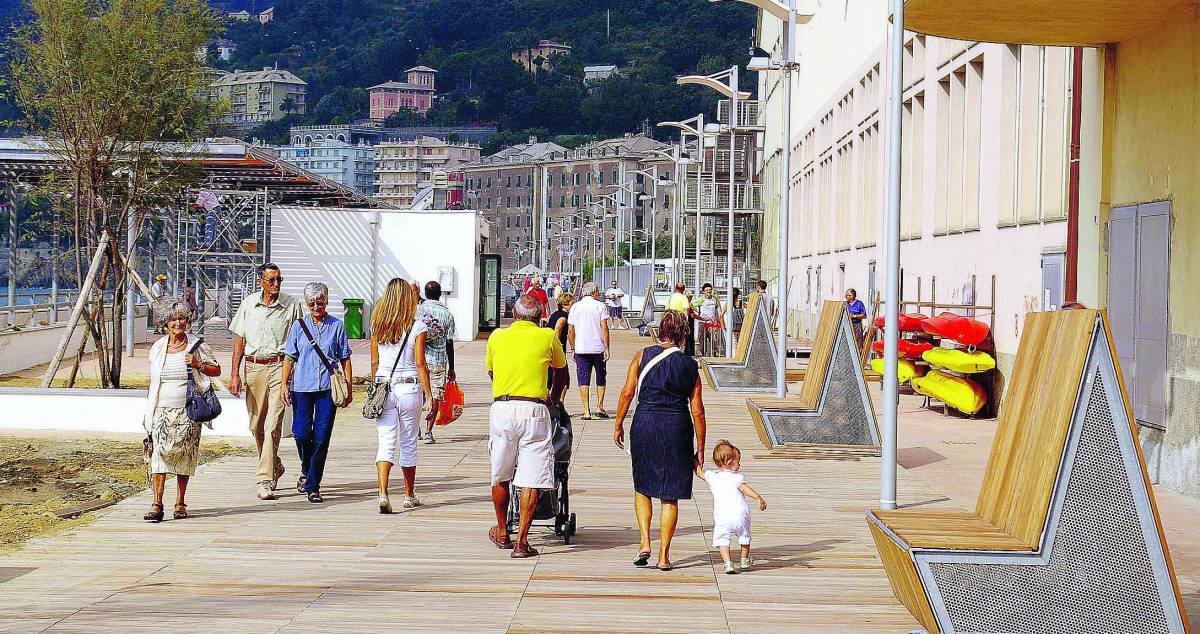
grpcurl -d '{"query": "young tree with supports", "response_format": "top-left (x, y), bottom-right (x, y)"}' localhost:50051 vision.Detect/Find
top-left (5, 0), bottom-right (223, 387)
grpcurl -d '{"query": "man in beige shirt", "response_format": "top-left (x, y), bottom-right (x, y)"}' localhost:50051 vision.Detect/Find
top-left (229, 263), bottom-right (304, 500)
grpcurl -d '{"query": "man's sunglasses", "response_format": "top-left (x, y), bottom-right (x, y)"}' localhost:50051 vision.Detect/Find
top-left (261, 277), bottom-right (283, 285)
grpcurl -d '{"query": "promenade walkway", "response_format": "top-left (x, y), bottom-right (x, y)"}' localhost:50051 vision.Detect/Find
top-left (2, 329), bottom-right (1197, 632)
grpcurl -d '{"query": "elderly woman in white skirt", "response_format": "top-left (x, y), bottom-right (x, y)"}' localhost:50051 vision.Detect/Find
top-left (369, 278), bottom-right (432, 513)
top-left (143, 301), bottom-right (221, 522)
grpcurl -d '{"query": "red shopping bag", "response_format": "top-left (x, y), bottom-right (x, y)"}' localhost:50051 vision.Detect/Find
top-left (436, 380), bottom-right (464, 426)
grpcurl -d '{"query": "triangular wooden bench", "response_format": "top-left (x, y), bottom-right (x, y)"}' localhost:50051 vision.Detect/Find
top-left (699, 292), bottom-right (782, 392)
top-left (746, 300), bottom-right (880, 450)
top-left (867, 310), bottom-right (1189, 633)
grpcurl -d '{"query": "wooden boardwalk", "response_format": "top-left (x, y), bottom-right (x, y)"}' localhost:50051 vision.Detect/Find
top-left (0, 330), bottom-right (930, 633)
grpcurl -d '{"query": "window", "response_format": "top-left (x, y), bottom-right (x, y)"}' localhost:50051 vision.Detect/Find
top-left (515, 216), bottom-right (521, 228)
top-left (612, 169), bottom-right (618, 183)
top-left (561, 173), bottom-right (567, 186)
top-left (573, 172), bottom-right (580, 186)
top-left (586, 172), bottom-right (592, 185)
top-left (901, 93), bottom-right (925, 239)
top-left (526, 195), bottom-right (532, 207)
top-left (1001, 45), bottom-right (1071, 226)
top-left (506, 176), bottom-right (512, 187)
top-left (505, 216), bottom-right (511, 228)
top-left (599, 171), bottom-right (605, 185)
top-left (572, 194), bottom-right (580, 207)
top-left (487, 177), bottom-right (493, 188)
top-left (560, 195), bottom-right (566, 207)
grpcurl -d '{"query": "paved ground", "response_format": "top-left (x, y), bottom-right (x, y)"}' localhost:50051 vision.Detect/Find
top-left (2, 328), bottom-right (1198, 632)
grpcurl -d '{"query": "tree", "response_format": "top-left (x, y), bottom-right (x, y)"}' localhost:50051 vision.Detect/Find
top-left (383, 107), bottom-right (423, 128)
top-left (6, 0), bottom-right (222, 387)
top-left (279, 94), bottom-right (298, 115)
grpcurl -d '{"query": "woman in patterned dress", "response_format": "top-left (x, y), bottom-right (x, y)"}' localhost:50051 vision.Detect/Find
top-left (142, 302), bottom-right (221, 522)
top-left (612, 310), bottom-right (708, 571)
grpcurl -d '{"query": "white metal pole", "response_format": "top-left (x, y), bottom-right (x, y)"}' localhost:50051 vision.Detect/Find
top-left (50, 206), bottom-right (58, 323)
top-left (125, 204), bottom-right (135, 357)
top-left (6, 187), bottom-right (15, 309)
top-left (726, 66), bottom-right (738, 353)
top-left (673, 153), bottom-right (683, 283)
top-left (650, 168), bottom-right (658, 289)
top-left (881, 0), bottom-right (905, 511)
top-left (776, 4), bottom-right (796, 398)
top-left (694, 114), bottom-right (704, 292)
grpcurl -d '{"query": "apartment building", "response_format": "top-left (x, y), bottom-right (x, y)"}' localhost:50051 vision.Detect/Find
top-left (753, 5), bottom-right (1094, 375)
top-left (277, 139), bottom-right (376, 197)
top-left (512, 40), bottom-right (572, 73)
top-left (457, 135), bottom-right (678, 275)
top-left (374, 136), bottom-right (480, 208)
top-left (369, 67), bottom-right (438, 120)
top-left (210, 67), bottom-right (306, 128)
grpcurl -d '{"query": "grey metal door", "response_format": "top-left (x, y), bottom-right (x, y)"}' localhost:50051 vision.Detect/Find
top-left (1041, 252), bottom-right (1065, 311)
top-left (1107, 202), bottom-right (1170, 429)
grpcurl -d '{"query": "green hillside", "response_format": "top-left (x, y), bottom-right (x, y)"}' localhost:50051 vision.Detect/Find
top-left (212, 0), bottom-right (757, 147)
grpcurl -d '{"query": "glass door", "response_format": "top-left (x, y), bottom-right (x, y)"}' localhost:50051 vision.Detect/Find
top-left (479, 254), bottom-right (501, 332)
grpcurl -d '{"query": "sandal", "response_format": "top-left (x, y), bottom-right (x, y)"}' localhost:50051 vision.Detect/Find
top-left (307, 490), bottom-right (323, 504)
top-left (172, 503), bottom-right (188, 520)
top-left (144, 503), bottom-right (164, 523)
top-left (633, 551), bottom-right (651, 567)
top-left (489, 525), bottom-right (514, 550)
top-left (595, 409), bottom-right (610, 419)
top-left (656, 561), bottom-right (674, 571)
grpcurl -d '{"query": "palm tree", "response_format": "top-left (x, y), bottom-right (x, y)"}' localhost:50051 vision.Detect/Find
top-left (280, 95), bottom-right (298, 116)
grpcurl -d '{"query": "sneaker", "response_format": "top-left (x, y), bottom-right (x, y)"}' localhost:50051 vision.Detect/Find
top-left (723, 562), bottom-right (739, 575)
top-left (423, 431), bottom-right (436, 445)
top-left (740, 557), bottom-right (754, 570)
top-left (401, 496), bottom-right (420, 510)
top-left (256, 481), bottom-right (277, 500)
top-left (378, 495), bottom-right (393, 514)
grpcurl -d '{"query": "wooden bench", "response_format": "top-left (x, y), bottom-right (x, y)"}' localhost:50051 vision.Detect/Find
top-left (867, 310), bottom-right (1189, 633)
top-left (699, 292), bottom-right (781, 392)
top-left (746, 300), bottom-right (879, 450)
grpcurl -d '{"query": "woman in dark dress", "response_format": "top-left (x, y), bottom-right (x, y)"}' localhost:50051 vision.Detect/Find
top-left (546, 293), bottom-right (573, 388)
top-left (613, 310), bottom-right (707, 571)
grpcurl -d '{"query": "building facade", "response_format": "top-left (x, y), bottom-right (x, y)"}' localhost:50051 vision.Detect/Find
top-left (374, 136), bottom-right (480, 208)
top-left (369, 67), bottom-right (438, 120)
top-left (511, 40), bottom-right (572, 73)
top-left (289, 123), bottom-right (498, 148)
top-left (754, 5), bottom-right (1093, 375)
top-left (277, 139), bottom-right (376, 197)
top-left (458, 135), bottom-right (689, 277)
top-left (210, 67), bottom-right (306, 128)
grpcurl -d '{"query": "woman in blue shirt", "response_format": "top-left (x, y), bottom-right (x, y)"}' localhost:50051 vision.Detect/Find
top-left (280, 282), bottom-right (353, 503)
top-left (845, 288), bottom-right (868, 348)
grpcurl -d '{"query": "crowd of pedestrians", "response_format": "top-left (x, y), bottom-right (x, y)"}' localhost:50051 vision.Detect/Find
top-left (140, 263), bottom-right (774, 575)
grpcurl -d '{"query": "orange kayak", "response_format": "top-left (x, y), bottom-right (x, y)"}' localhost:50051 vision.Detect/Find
top-left (920, 312), bottom-right (990, 346)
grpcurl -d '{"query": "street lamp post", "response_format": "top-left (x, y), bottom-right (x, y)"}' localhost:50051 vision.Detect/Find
top-left (657, 117), bottom-right (709, 292)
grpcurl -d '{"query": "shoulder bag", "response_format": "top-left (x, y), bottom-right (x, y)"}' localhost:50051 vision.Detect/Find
top-left (635, 346), bottom-right (680, 401)
top-left (362, 327), bottom-right (412, 419)
top-left (185, 339), bottom-right (223, 424)
top-left (298, 317), bottom-right (350, 406)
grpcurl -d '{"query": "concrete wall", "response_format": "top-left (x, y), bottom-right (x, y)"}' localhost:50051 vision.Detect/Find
top-left (1102, 8), bottom-right (1200, 495)
top-left (0, 305), bottom-right (151, 375)
top-left (0, 387), bottom-right (249, 437)
top-left (271, 207), bottom-right (481, 340)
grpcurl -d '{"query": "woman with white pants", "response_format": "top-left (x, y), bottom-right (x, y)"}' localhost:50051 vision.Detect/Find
top-left (370, 278), bottom-right (432, 513)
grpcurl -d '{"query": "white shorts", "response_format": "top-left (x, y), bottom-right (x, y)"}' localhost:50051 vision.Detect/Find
top-left (488, 401), bottom-right (554, 489)
top-left (712, 518), bottom-right (752, 548)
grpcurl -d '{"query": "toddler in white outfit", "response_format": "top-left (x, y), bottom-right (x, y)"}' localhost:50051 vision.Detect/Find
top-left (696, 440), bottom-right (767, 574)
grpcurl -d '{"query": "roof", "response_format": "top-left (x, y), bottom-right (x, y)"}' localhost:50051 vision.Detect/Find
top-left (584, 65), bottom-right (617, 72)
top-left (590, 134), bottom-right (668, 155)
top-left (0, 137), bottom-right (378, 208)
top-left (213, 68), bottom-right (306, 86)
top-left (537, 39), bottom-right (571, 50)
top-left (405, 66), bottom-right (439, 74)
top-left (369, 80), bottom-right (435, 93)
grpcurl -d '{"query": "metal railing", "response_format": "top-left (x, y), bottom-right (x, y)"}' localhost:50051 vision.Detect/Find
top-left (685, 183), bottom-right (764, 212)
top-left (718, 99), bottom-right (763, 128)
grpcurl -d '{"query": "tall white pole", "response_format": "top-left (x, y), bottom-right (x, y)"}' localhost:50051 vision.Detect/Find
top-left (725, 66), bottom-right (738, 352)
top-left (650, 166), bottom-right (658, 288)
top-left (674, 152), bottom-right (684, 284)
top-left (776, 4), bottom-right (796, 398)
top-left (125, 204), bottom-right (135, 357)
top-left (694, 114), bottom-right (704, 292)
top-left (881, 0), bottom-right (905, 511)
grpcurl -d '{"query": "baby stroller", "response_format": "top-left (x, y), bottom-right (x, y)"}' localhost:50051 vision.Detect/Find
top-left (506, 401), bottom-right (577, 544)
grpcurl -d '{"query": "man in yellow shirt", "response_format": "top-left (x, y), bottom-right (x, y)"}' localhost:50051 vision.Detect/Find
top-left (484, 295), bottom-right (568, 558)
top-left (667, 283), bottom-right (696, 356)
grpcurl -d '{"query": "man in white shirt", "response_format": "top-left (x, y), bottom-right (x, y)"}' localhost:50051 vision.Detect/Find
top-left (604, 280), bottom-right (627, 330)
top-left (567, 281), bottom-right (611, 419)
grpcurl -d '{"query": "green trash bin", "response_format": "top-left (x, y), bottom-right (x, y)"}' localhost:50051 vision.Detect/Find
top-left (342, 298), bottom-right (366, 339)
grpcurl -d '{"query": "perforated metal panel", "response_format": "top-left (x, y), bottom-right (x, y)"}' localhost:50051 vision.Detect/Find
top-left (707, 300), bottom-right (778, 392)
top-left (755, 313), bottom-right (878, 447)
top-left (918, 346), bottom-right (1183, 633)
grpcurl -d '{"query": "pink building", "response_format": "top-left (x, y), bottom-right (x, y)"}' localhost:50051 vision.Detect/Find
top-left (369, 66), bottom-right (438, 120)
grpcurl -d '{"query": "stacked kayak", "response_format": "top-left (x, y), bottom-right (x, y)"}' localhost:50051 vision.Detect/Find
top-left (871, 339), bottom-right (934, 360)
top-left (874, 313), bottom-right (928, 332)
top-left (921, 312), bottom-right (991, 347)
top-left (922, 347), bottom-right (996, 374)
top-left (871, 358), bottom-right (923, 384)
top-left (911, 370), bottom-right (988, 415)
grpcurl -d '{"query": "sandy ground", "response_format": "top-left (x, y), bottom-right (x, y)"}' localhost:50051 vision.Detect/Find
top-left (0, 431), bottom-right (252, 552)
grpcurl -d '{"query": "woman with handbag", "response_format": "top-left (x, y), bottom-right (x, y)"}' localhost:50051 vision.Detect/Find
top-left (143, 302), bottom-right (222, 522)
top-left (280, 283), bottom-right (353, 503)
top-left (367, 278), bottom-right (432, 513)
top-left (612, 310), bottom-right (707, 571)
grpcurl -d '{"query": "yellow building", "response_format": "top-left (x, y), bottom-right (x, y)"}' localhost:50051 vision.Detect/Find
top-left (511, 39), bottom-right (572, 73)
top-left (897, 0), bottom-right (1200, 497)
top-left (210, 67), bottom-right (306, 129)
top-left (374, 136), bottom-right (481, 208)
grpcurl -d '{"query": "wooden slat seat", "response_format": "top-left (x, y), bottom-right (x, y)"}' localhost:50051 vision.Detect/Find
top-left (700, 291), bottom-right (762, 366)
top-left (867, 310), bottom-right (1189, 634)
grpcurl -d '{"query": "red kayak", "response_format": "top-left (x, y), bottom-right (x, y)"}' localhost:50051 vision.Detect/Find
top-left (921, 311), bottom-right (991, 346)
top-left (872, 339), bottom-right (934, 360)
top-left (873, 313), bottom-right (927, 332)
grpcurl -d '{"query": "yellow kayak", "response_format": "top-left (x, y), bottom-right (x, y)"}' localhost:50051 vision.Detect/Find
top-left (911, 370), bottom-right (988, 415)
top-left (871, 358), bottom-right (922, 384)
top-left (921, 347), bottom-right (996, 374)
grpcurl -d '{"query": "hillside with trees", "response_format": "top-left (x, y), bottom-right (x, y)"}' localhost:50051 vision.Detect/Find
top-left (207, 0), bottom-right (757, 147)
